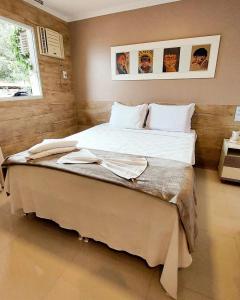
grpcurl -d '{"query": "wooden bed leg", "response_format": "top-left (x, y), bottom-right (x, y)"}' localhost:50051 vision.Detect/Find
top-left (83, 237), bottom-right (89, 243)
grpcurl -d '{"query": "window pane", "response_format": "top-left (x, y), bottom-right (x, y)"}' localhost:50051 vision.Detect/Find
top-left (0, 17), bottom-right (42, 99)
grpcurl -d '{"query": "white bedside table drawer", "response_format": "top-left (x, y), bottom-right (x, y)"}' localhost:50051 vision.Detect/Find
top-left (219, 139), bottom-right (240, 183)
top-left (222, 166), bottom-right (240, 181)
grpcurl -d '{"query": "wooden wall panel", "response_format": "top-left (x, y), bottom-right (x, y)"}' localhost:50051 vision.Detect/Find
top-left (0, 0), bottom-right (78, 156)
top-left (192, 105), bottom-right (240, 169)
top-left (77, 101), bottom-right (240, 169)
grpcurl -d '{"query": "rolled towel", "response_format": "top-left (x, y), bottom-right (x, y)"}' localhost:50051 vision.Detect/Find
top-left (29, 139), bottom-right (78, 154)
top-left (27, 147), bottom-right (76, 160)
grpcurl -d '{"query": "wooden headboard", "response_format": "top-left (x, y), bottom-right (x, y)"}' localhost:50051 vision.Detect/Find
top-left (78, 102), bottom-right (240, 169)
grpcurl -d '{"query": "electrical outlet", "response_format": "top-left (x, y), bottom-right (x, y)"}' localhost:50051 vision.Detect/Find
top-left (235, 106), bottom-right (240, 122)
top-left (62, 71), bottom-right (68, 80)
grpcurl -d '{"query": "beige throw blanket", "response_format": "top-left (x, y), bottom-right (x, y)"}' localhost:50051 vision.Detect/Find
top-left (3, 149), bottom-right (197, 252)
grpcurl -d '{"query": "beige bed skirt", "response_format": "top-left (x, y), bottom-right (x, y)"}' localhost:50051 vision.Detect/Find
top-left (5, 165), bottom-right (192, 299)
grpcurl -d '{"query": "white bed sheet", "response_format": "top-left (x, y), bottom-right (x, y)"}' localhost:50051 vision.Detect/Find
top-left (66, 123), bottom-right (196, 165)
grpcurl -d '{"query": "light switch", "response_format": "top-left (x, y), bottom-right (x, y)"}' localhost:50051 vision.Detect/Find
top-left (235, 106), bottom-right (240, 122)
top-left (62, 71), bottom-right (68, 80)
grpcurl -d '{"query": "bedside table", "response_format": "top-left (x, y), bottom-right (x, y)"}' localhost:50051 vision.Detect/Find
top-left (218, 139), bottom-right (240, 183)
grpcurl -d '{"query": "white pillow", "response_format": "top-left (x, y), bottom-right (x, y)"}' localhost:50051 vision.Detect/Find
top-left (109, 102), bottom-right (148, 129)
top-left (146, 103), bottom-right (195, 132)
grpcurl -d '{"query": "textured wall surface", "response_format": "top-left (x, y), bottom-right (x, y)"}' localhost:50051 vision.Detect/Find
top-left (0, 0), bottom-right (78, 156)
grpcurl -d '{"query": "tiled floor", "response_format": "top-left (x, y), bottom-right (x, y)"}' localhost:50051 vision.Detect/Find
top-left (0, 168), bottom-right (239, 300)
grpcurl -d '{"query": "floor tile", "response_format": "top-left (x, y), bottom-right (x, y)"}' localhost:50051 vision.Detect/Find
top-left (0, 236), bottom-right (77, 300)
top-left (179, 229), bottom-right (240, 300)
top-left (195, 168), bottom-right (240, 238)
top-left (46, 240), bottom-right (154, 300)
top-left (146, 269), bottom-right (175, 300)
top-left (178, 288), bottom-right (212, 300)
top-left (0, 209), bottom-right (81, 300)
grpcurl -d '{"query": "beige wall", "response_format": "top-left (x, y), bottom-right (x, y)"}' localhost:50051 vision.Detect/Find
top-left (0, 0), bottom-right (78, 156)
top-left (70, 0), bottom-right (240, 106)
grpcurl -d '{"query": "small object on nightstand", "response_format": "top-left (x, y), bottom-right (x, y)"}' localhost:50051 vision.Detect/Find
top-left (218, 139), bottom-right (240, 183)
top-left (230, 131), bottom-right (240, 143)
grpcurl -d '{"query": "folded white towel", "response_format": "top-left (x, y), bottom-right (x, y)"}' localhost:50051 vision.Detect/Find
top-left (57, 149), bottom-right (147, 180)
top-left (27, 147), bottom-right (76, 160)
top-left (29, 139), bottom-right (78, 154)
top-left (101, 158), bottom-right (147, 180)
top-left (57, 149), bottom-right (102, 164)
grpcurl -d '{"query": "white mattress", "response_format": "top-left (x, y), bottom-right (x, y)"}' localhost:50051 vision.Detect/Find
top-left (67, 123), bottom-right (196, 165)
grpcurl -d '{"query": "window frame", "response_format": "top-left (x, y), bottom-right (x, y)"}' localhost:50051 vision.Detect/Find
top-left (0, 16), bottom-right (43, 101)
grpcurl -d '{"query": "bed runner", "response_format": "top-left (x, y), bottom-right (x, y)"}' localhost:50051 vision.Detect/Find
top-left (3, 149), bottom-right (197, 252)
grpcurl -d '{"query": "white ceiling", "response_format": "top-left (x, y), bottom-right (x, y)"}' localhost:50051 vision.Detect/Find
top-left (24, 0), bottom-right (180, 22)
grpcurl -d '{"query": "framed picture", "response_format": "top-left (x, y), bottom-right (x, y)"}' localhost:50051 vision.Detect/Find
top-left (162, 47), bottom-right (181, 73)
top-left (111, 35), bottom-right (220, 80)
top-left (190, 44), bottom-right (211, 71)
top-left (138, 50), bottom-right (153, 74)
top-left (116, 52), bottom-right (129, 75)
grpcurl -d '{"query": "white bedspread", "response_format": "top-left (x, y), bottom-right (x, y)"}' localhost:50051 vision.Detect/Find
top-left (66, 123), bottom-right (196, 165)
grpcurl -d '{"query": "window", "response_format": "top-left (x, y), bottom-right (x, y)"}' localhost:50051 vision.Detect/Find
top-left (0, 16), bottom-right (42, 100)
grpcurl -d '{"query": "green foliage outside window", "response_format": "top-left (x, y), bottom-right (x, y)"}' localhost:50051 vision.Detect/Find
top-left (10, 28), bottom-right (32, 73)
top-left (0, 19), bottom-right (32, 83)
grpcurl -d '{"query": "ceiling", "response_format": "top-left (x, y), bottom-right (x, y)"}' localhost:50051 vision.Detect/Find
top-left (24, 0), bottom-right (180, 22)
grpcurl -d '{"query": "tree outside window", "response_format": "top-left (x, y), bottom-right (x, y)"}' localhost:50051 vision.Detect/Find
top-left (0, 17), bottom-right (42, 99)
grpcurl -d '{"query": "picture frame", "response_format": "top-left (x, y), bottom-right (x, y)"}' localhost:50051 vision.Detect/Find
top-left (111, 35), bottom-right (221, 80)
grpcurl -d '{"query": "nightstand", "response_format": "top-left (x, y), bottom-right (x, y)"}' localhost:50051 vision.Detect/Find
top-left (218, 139), bottom-right (240, 183)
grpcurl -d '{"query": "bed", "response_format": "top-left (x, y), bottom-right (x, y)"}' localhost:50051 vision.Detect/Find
top-left (3, 123), bottom-right (197, 299)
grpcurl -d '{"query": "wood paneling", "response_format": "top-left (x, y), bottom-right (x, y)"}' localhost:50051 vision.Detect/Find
top-left (192, 105), bottom-right (240, 169)
top-left (77, 101), bottom-right (240, 169)
top-left (0, 0), bottom-right (78, 156)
